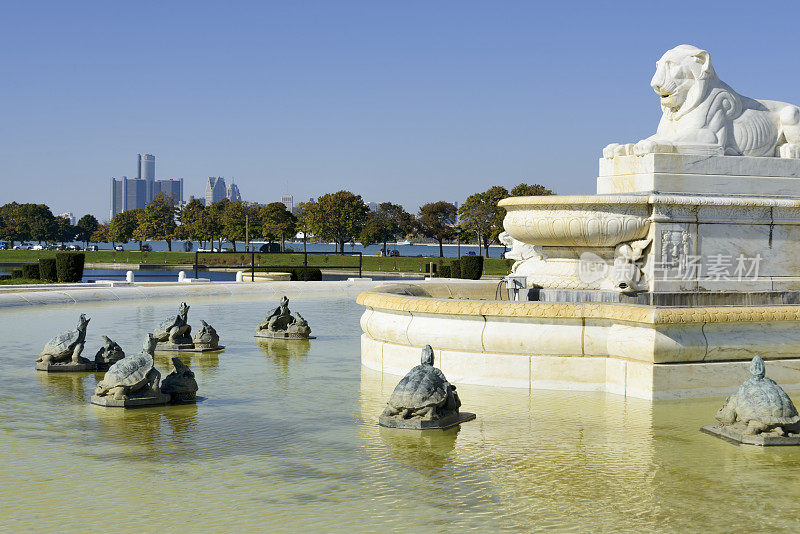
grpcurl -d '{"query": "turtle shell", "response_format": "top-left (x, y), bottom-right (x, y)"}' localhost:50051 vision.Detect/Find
top-left (388, 364), bottom-right (449, 409)
top-left (154, 315), bottom-right (180, 338)
top-left (736, 377), bottom-right (800, 425)
top-left (98, 352), bottom-right (153, 389)
top-left (42, 330), bottom-right (79, 357)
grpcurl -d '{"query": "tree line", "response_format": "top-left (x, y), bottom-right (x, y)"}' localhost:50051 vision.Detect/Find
top-left (0, 182), bottom-right (552, 256)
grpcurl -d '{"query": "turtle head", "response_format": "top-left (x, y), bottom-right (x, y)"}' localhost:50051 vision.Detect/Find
top-left (750, 355), bottom-right (766, 379)
top-left (179, 302), bottom-right (190, 318)
top-left (143, 333), bottom-right (157, 355)
top-left (78, 314), bottom-right (91, 331)
top-left (101, 335), bottom-right (111, 346)
top-left (421, 345), bottom-right (434, 366)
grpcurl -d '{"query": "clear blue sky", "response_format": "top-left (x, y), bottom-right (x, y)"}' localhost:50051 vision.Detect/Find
top-left (2, 1), bottom-right (798, 221)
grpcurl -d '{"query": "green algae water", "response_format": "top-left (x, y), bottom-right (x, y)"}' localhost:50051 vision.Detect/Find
top-left (1, 294), bottom-right (799, 532)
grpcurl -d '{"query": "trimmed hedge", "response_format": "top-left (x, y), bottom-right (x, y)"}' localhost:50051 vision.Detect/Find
top-left (459, 255), bottom-right (484, 280)
top-left (436, 265), bottom-right (452, 278)
top-left (22, 263), bottom-right (40, 279)
top-left (55, 252), bottom-right (85, 282)
top-left (450, 259), bottom-right (461, 279)
top-left (0, 274), bottom-right (12, 281)
top-left (272, 267), bottom-right (323, 281)
top-left (39, 258), bottom-right (57, 281)
top-left (11, 268), bottom-right (23, 278)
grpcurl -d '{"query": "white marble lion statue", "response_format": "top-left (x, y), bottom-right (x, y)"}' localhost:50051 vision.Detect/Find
top-left (604, 44), bottom-right (800, 159)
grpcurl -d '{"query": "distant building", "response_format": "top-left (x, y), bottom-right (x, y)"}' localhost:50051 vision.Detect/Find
top-left (367, 201), bottom-right (379, 212)
top-left (281, 194), bottom-right (293, 212)
top-left (138, 153), bottom-right (156, 202)
top-left (205, 177), bottom-right (227, 205)
top-left (227, 182), bottom-right (242, 202)
top-left (154, 178), bottom-right (184, 205)
top-left (188, 195), bottom-right (206, 206)
top-left (58, 212), bottom-right (76, 225)
top-left (110, 176), bottom-right (148, 218)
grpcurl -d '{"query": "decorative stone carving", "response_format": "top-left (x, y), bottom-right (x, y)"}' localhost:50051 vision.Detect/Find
top-left (92, 334), bottom-right (169, 407)
top-left (154, 303), bottom-right (225, 352)
top-left (379, 345), bottom-right (475, 429)
top-left (192, 320), bottom-right (221, 349)
top-left (154, 302), bottom-right (192, 347)
top-left (609, 237), bottom-right (652, 293)
top-left (702, 355), bottom-right (800, 445)
top-left (94, 335), bottom-right (125, 371)
top-left (255, 296), bottom-right (315, 339)
top-left (499, 231), bottom-right (543, 273)
top-left (604, 44), bottom-right (800, 159)
top-left (160, 357), bottom-right (198, 403)
top-left (36, 314), bottom-right (95, 372)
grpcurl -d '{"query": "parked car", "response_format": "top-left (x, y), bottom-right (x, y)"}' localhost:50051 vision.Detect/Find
top-left (140, 244), bottom-right (152, 252)
top-left (114, 245), bottom-right (124, 251)
top-left (389, 249), bottom-right (400, 257)
top-left (66, 245), bottom-right (82, 251)
top-left (31, 244), bottom-right (44, 251)
top-left (87, 245), bottom-right (99, 251)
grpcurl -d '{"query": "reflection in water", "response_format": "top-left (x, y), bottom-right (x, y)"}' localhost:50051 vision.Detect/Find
top-left (3, 297), bottom-right (800, 531)
top-left (36, 371), bottom-right (95, 403)
top-left (256, 338), bottom-right (311, 376)
top-left (378, 426), bottom-right (459, 472)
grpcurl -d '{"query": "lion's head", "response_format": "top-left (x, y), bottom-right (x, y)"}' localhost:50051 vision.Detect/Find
top-left (651, 44), bottom-right (717, 118)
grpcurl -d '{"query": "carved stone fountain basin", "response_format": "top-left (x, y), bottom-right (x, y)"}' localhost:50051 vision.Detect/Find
top-left (499, 195), bottom-right (652, 247)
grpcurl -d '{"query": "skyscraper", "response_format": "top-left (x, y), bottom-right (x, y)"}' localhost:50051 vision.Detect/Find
top-left (205, 177), bottom-right (227, 205)
top-left (281, 194), bottom-right (293, 212)
top-left (154, 178), bottom-right (184, 205)
top-left (138, 154), bottom-right (156, 202)
top-left (226, 182), bottom-right (242, 202)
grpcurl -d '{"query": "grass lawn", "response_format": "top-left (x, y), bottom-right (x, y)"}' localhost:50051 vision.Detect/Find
top-left (0, 250), bottom-right (514, 276)
top-left (0, 278), bottom-right (50, 285)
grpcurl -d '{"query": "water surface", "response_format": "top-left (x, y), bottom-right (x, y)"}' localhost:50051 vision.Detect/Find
top-left (1, 296), bottom-right (798, 532)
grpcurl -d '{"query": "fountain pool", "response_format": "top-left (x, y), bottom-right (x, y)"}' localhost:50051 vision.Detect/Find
top-left (1, 294), bottom-right (799, 531)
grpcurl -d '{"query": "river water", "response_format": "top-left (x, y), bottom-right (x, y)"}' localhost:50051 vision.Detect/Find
top-left (2, 295), bottom-right (799, 531)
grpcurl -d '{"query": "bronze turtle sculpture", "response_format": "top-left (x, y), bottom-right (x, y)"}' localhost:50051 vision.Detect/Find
top-left (154, 302), bottom-right (191, 343)
top-left (716, 355), bottom-right (800, 435)
top-left (94, 334), bottom-right (161, 400)
top-left (382, 345), bottom-right (461, 421)
top-left (37, 314), bottom-right (91, 364)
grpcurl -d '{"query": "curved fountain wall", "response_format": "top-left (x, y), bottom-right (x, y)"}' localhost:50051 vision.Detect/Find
top-left (358, 281), bottom-right (800, 400)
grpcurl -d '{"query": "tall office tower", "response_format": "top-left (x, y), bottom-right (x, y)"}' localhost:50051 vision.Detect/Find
top-left (226, 182), bottom-right (242, 202)
top-left (111, 177), bottom-right (123, 218)
top-left (281, 194), bottom-right (293, 212)
top-left (58, 212), bottom-right (76, 226)
top-left (205, 177), bottom-right (227, 205)
top-left (153, 178), bottom-right (184, 205)
top-left (138, 154), bottom-right (156, 201)
top-left (367, 201), bottom-right (379, 212)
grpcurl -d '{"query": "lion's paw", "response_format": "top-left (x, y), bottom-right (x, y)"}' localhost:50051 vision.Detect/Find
top-left (633, 139), bottom-right (676, 156)
top-left (603, 143), bottom-right (634, 159)
top-left (779, 143), bottom-right (800, 159)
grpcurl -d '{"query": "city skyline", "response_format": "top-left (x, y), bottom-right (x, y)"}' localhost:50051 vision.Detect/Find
top-left (4, 2), bottom-right (797, 221)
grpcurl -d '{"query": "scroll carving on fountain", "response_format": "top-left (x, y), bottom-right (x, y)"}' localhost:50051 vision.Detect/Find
top-left (500, 44), bottom-right (800, 294)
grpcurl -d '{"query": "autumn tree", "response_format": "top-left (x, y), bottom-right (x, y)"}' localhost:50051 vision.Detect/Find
top-left (259, 202), bottom-right (297, 251)
top-left (417, 201), bottom-right (457, 257)
top-left (134, 194), bottom-right (177, 251)
top-left (221, 200), bottom-right (254, 252)
top-left (91, 223), bottom-right (110, 245)
top-left (305, 191), bottom-right (369, 253)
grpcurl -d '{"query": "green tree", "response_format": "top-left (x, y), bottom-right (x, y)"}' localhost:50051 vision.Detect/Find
top-left (137, 194), bottom-right (178, 251)
top-left (75, 214), bottom-right (99, 247)
top-left (53, 215), bottom-right (76, 245)
top-left (509, 183), bottom-right (554, 197)
top-left (179, 199), bottom-right (208, 247)
top-left (206, 199), bottom-right (229, 250)
top-left (418, 201), bottom-right (457, 257)
top-left (458, 186), bottom-right (509, 257)
top-left (221, 200), bottom-right (253, 252)
top-left (109, 210), bottom-right (139, 248)
top-left (359, 202), bottom-right (415, 255)
top-left (259, 202), bottom-right (297, 251)
top-left (305, 191), bottom-right (369, 253)
top-left (0, 202), bottom-right (27, 247)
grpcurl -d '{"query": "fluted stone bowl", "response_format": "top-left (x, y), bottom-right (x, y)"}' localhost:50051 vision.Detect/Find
top-left (499, 195), bottom-right (651, 247)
